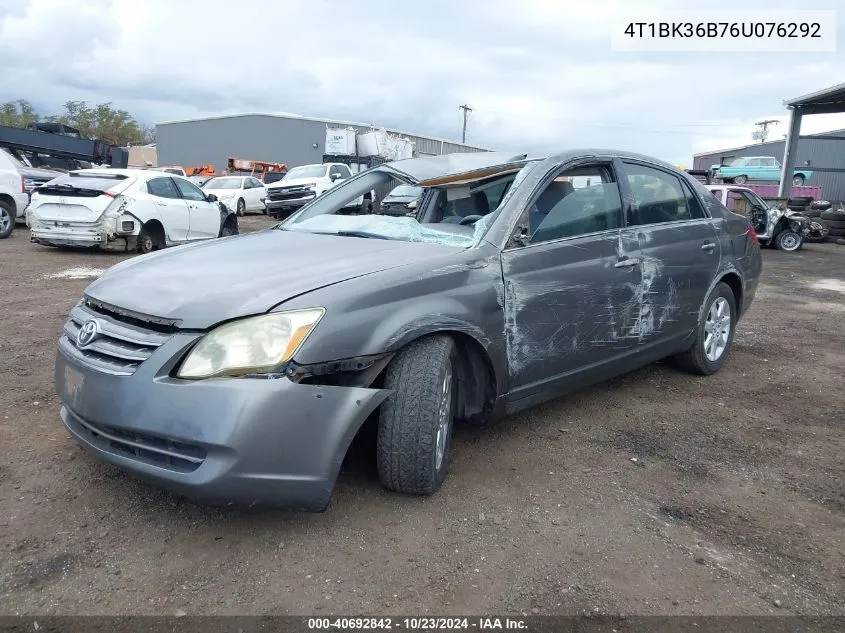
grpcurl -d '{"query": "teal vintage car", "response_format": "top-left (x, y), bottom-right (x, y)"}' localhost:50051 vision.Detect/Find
top-left (713, 156), bottom-right (812, 186)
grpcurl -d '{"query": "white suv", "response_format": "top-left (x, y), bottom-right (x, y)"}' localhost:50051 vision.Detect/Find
top-left (27, 168), bottom-right (238, 252)
top-left (265, 163), bottom-right (374, 219)
top-left (0, 149), bottom-right (29, 239)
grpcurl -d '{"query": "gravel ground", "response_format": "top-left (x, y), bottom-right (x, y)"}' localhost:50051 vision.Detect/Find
top-left (0, 217), bottom-right (843, 616)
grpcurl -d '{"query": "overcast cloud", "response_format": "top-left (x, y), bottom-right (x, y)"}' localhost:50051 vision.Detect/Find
top-left (1, 0), bottom-right (843, 164)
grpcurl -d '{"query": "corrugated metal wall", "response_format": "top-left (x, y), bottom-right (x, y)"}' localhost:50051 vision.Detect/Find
top-left (693, 131), bottom-right (845, 201)
top-left (156, 114), bottom-right (487, 175)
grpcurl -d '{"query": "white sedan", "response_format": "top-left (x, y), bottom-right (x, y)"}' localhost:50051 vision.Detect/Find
top-left (28, 168), bottom-right (238, 253)
top-left (202, 176), bottom-right (267, 216)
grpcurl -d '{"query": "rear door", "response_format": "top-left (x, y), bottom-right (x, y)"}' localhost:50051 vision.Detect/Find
top-left (146, 176), bottom-right (190, 241)
top-left (173, 177), bottom-right (220, 239)
top-left (619, 160), bottom-right (721, 347)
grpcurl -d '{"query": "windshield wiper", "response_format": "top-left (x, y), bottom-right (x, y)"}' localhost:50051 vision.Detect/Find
top-left (333, 230), bottom-right (393, 240)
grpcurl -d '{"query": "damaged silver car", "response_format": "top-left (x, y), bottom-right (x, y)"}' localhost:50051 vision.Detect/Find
top-left (55, 150), bottom-right (762, 510)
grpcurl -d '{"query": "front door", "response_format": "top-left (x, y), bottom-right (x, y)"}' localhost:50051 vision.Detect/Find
top-left (146, 176), bottom-right (189, 242)
top-left (620, 161), bottom-right (721, 346)
top-left (500, 160), bottom-right (643, 398)
top-left (173, 177), bottom-right (220, 239)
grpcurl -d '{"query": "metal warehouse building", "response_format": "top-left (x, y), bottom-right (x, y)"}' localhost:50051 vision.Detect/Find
top-left (155, 113), bottom-right (489, 173)
top-left (692, 128), bottom-right (845, 201)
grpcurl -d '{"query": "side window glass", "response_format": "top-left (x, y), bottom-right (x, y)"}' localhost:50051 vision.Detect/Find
top-left (624, 163), bottom-right (692, 225)
top-left (747, 158), bottom-right (761, 167)
top-left (340, 166), bottom-right (352, 178)
top-left (528, 165), bottom-right (622, 244)
top-left (252, 178), bottom-right (262, 188)
top-left (680, 179), bottom-right (706, 219)
top-left (173, 178), bottom-right (207, 202)
top-left (243, 179), bottom-right (253, 189)
top-left (147, 177), bottom-right (179, 199)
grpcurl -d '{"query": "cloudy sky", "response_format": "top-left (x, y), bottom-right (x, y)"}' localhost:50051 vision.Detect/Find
top-left (1, 0), bottom-right (843, 164)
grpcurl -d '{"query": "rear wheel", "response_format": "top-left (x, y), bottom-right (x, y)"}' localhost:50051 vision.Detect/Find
top-left (733, 175), bottom-right (748, 184)
top-left (137, 225), bottom-right (157, 253)
top-left (674, 283), bottom-right (737, 376)
top-left (0, 201), bottom-right (14, 239)
top-left (377, 335), bottom-right (457, 495)
top-left (792, 174), bottom-right (806, 186)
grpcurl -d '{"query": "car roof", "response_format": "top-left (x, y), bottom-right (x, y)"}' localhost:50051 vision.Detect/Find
top-left (73, 168), bottom-right (185, 180)
top-left (383, 149), bottom-right (680, 184)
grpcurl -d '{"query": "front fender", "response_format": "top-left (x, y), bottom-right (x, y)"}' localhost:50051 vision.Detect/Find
top-left (280, 249), bottom-right (509, 395)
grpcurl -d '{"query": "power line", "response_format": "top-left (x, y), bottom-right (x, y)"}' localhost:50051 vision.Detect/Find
top-left (459, 104), bottom-right (472, 143)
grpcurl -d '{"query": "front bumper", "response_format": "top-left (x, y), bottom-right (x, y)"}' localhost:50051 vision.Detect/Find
top-left (266, 194), bottom-right (316, 216)
top-left (55, 333), bottom-right (389, 510)
top-left (13, 192), bottom-right (29, 222)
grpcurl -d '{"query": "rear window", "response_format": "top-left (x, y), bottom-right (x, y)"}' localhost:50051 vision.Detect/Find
top-left (37, 172), bottom-right (128, 196)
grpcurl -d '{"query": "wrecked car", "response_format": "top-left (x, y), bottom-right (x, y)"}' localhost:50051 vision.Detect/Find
top-left (28, 169), bottom-right (238, 252)
top-left (706, 184), bottom-right (811, 251)
top-left (55, 150), bottom-right (762, 511)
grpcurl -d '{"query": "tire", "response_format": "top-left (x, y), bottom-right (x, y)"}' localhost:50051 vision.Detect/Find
top-left (775, 230), bottom-right (802, 251)
top-left (674, 282), bottom-right (737, 376)
top-left (236, 198), bottom-right (245, 217)
top-left (820, 210), bottom-right (845, 221)
top-left (218, 215), bottom-right (239, 238)
top-left (137, 225), bottom-right (157, 253)
top-left (733, 175), bottom-right (748, 184)
top-left (804, 208), bottom-right (821, 218)
top-left (827, 228), bottom-right (845, 237)
top-left (836, 238), bottom-right (845, 246)
top-left (377, 335), bottom-right (457, 495)
top-left (792, 174), bottom-right (805, 186)
top-left (788, 196), bottom-right (813, 206)
top-left (810, 200), bottom-right (831, 210)
top-left (0, 200), bottom-right (14, 239)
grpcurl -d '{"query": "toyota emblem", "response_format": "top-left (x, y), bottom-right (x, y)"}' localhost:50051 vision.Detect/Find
top-left (76, 319), bottom-right (100, 347)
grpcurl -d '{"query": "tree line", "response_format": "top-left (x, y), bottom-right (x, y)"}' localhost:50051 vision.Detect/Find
top-left (0, 99), bottom-right (155, 146)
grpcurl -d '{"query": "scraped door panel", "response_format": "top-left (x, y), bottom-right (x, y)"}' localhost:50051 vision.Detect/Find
top-left (501, 229), bottom-right (643, 395)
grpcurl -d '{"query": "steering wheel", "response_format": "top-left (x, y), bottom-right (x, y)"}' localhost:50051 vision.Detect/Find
top-left (458, 214), bottom-right (483, 226)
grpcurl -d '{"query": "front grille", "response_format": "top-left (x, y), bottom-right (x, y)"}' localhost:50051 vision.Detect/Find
top-left (60, 301), bottom-right (172, 376)
top-left (66, 409), bottom-right (206, 473)
top-left (268, 186), bottom-right (315, 202)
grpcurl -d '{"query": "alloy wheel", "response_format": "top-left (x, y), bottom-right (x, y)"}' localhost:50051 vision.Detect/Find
top-left (704, 297), bottom-right (731, 362)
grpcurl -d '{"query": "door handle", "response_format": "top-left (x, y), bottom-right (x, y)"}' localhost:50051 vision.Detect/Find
top-left (614, 258), bottom-right (640, 269)
top-left (701, 242), bottom-right (716, 252)
top-left (155, 201), bottom-right (167, 207)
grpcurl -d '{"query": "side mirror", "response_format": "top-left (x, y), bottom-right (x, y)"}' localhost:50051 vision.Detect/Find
top-left (206, 193), bottom-right (218, 202)
top-left (330, 173), bottom-right (341, 181)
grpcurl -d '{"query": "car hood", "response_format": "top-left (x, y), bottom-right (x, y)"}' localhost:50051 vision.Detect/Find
top-left (382, 195), bottom-right (417, 204)
top-left (84, 229), bottom-right (459, 329)
top-left (205, 187), bottom-right (241, 197)
top-left (268, 176), bottom-right (324, 189)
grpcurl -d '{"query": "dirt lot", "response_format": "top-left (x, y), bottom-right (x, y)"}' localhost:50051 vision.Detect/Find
top-left (0, 216), bottom-right (843, 616)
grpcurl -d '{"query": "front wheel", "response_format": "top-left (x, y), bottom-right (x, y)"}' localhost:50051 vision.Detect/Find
top-left (775, 229), bottom-right (802, 251)
top-left (236, 198), bottom-right (245, 216)
top-left (792, 174), bottom-right (805, 186)
top-left (733, 175), bottom-right (748, 185)
top-left (674, 282), bottom-right (737, 376)
top-left (377, 335), bottom-right (457, 495)
top-left (218, 215), bottom-right (239, 237)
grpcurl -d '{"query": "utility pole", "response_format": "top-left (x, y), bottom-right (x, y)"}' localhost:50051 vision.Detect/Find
top-left (752, 119), bottom-right (779, 143)
top-left (459, 104), bottom-right (472, 143)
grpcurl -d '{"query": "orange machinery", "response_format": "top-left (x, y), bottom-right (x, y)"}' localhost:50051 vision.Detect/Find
top-left (184, 164), bottom-right (216, 177)
top-left (227, 157), bottom-right (288, 182)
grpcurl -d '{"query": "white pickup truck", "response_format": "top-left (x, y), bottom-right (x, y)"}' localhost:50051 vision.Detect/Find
top-left (264, 163), bottom-right (375, 219)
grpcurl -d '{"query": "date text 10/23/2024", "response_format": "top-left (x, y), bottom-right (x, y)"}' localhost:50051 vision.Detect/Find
top-left (307, 617), bottom-right (527, 630)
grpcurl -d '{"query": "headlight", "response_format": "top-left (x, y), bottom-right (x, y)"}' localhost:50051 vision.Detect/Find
top-left (177, 309), bottom-right (325, 379)
top-left (407, 200), bottom-right (418, 210)
top-left (305, 184), bottom-right (317, 191)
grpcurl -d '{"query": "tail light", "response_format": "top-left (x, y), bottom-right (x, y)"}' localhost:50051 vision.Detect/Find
top-left (102, 190), bottom-right (118, 198)
top-left (747, 226), bottom-right (760, 246)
